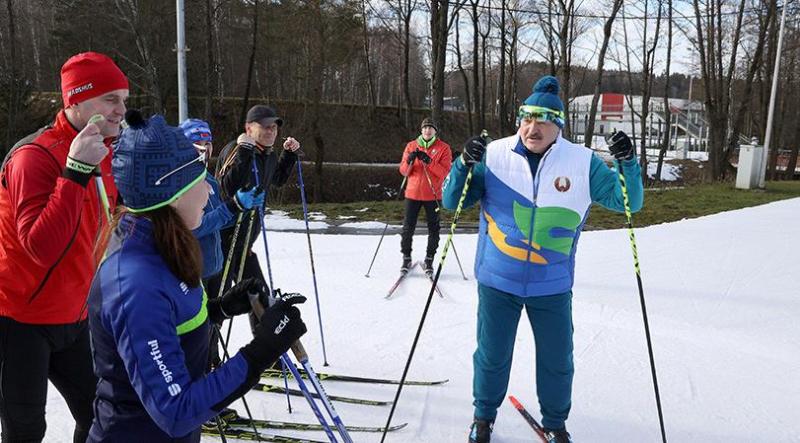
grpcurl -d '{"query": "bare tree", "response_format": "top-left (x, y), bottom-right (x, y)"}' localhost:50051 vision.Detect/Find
top-left (239, 0), bottom-right (259, 128)
top-left (469, 0), bottom-right (482, 130)
top-left (583, 0), bottom-right (623, 148)
top-left (114, 0), bottom-right (166, 113)
top-left (453, 12), bottom-right (473, 134)
top-left (430, 0), bottom-right (465, 123)
top-left (204, 0), bottom-right (216, 120)
top-left (5, 0), bottom-right (18, 149)
top-left (498, 0), bottom-right (507, 133)
top-left (689, 0), bottom-right (771, 180)
top-left (637, 0), bottom-right (663, 174)
top-left (479, 4), bottom-right (492, 130)
top-left (360, 0), bottom-right (377, 109)
top-left (308, 0), bottom-right (327, 202)
top-left (655, 0), bottom-right (673, 182)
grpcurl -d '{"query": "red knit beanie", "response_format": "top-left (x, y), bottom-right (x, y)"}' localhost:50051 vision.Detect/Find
top-left (60, 52), bottom-right (129, 108)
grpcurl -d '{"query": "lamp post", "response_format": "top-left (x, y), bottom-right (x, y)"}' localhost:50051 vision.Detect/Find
top-left (758, 2), bottom-right (788, 188)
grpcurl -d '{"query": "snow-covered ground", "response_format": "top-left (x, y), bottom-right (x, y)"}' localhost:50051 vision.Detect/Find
top-left (44, 198), bottom-right (800, 442)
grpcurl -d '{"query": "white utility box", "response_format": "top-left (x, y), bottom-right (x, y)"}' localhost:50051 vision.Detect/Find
top-left (736, 145), bottom-right (763, 189)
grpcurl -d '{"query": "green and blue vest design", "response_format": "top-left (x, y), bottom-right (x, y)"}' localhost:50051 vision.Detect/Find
top-left (476, 135), bottom-right (593, 297)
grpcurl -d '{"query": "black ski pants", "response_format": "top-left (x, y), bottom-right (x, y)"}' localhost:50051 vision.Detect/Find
top-left (0, 317), bottom-right (95, 443)
top-left (400, 198), bottom-right (441, 258)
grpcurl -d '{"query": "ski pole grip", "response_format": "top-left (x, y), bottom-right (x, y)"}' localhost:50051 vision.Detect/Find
top-left (248, 291), bottom-right (309, 361)
top-left (248, 291), bottom-right (266, 318)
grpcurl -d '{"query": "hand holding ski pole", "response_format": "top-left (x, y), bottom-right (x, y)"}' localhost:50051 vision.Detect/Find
top-left (241, 290), bottom-right (308, 373)
top-left (68, 114), bottom-right (108, 167)
top-left (608, 130), bottom-right (634, 160)
top-left (461, 135), bottom-right (487, 166)
top-left (283, 136), bottom-right (301, 152)
top-left (208, 278), bottom-right (265, 322)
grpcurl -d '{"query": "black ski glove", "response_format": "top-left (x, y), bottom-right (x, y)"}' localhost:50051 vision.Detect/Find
top-left (239, 291), bottom-right (307, 378)
top-left (208, 278), bottom-right (265, 323)
top-left (417, 150), bottom-right (432, 164)
top-left (462, 136), bottom-right (487, 166)
top-left (406, 150), bottom-right (418, 164)
top-left (608, 131), bottom-right (634, 161)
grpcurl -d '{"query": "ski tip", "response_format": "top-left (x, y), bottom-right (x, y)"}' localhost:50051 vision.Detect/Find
top-left (392, 422), bottom-right (410, 431)
top-left (508, 395), bottom-right (522, 409)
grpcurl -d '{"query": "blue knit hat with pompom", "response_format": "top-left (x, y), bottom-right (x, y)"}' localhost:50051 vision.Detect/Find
top-left (523, 75), bottom-right (564, 127)
top-left (113, 111), bottom-right (206, 212)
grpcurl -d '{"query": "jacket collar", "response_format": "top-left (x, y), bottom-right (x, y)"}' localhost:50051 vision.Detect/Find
top-left (512, 133), bottom-right (566, 157)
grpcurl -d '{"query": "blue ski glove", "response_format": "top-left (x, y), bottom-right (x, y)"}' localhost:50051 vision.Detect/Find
top-left (234, 187), bottom-right (265, 210)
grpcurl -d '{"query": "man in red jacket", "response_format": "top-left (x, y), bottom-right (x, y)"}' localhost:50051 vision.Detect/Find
top-left (0, 52), bottom-right (128, 443)
top-left (398, 118), bottom-right (452, 276)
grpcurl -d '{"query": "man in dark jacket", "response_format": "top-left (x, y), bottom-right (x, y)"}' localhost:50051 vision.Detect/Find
top-left (0, 51), bottom-right (128, 443)
top-left (207, 105), bottom-right (300, 304)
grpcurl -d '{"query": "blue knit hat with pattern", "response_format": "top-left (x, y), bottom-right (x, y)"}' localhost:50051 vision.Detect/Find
top-left (523, 75), bottom-right (564, 114)
top-left (113, 112), bottom-right (206, 212)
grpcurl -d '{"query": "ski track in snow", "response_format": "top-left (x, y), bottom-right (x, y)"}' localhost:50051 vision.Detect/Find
top-left (42, 198), bottom-right (800, 442)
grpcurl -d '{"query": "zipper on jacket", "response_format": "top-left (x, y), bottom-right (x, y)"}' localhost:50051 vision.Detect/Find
top-left (520, 144), bottom-right (554, 292)
top-left (28, 213), bottom-right (82, 304)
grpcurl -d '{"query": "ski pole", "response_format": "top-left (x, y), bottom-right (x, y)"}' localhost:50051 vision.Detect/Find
top-left (296, 160), bottom-right (329, 366)
top-left (249, 158), bottom-right (294, 414)
top-left (211, 323), bottom-right (266, 442)
top-left (421, 163), bottom-right (468, 280)
top-left (223, 208), bottom-right (256, 350)
top-left (250, 153), bottom-right (351, 441)
top-left (364, 176), bottom-right (407, 277)
top-left (617, 156), bottom-right (667, 443)
top-left (381, 158), bottom-right (477, 443)
top-left (87, 115), bottom-right (112, 222)
top-left (249, 293), bottom-right (341, 443)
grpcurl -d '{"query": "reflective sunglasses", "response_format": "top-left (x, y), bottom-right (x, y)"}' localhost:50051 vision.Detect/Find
top-left (517, 105), bottom-right (564, 127)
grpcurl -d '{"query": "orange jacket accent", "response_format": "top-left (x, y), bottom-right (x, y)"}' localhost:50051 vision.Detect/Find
top-left (0, 111), bottom-right (118, 324)
top-left (398, 138), bottom-right (452, 201)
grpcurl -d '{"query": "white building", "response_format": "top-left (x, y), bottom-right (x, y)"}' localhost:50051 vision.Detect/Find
top-left (567, 93), bottom-right (709, 153)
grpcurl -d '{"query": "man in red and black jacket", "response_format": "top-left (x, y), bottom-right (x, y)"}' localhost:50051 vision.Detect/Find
top-left (0, 52), bottom-right (128, 443)
top-left (398, 118), bottom-right (453, 276)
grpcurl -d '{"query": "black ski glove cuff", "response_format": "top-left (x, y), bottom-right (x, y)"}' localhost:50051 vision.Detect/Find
top-left (239, 333), bottom-right (285, 381)
top-left (62, 167), bottom-right (93, 187)
top-left (207, 298), bottom-right (230, 324)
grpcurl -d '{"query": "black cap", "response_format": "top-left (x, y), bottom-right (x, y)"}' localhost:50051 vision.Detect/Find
top-left (246, 105), bottom-right (284, 127)
top-left (420, 117), bottom-right (438, 132)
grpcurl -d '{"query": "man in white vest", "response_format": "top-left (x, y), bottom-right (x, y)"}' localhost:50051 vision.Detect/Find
top-left (442, 75), bottom-right (644, 443)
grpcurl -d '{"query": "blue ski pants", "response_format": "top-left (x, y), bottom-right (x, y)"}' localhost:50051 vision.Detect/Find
top-left (473, 284), bottom-right (573, 430)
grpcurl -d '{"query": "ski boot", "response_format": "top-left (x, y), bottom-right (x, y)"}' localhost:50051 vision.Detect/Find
top-left (543, 427), bottom-right (572, 443)
top-left (468, 418), bottom-right (493, 443)
top-left (400, 255), bottom-right (413, 274)
top-left (423, 255), bottom-right (434, 277)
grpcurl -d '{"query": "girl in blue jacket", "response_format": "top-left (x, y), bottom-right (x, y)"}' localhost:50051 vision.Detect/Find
top-left (86, 111), bottom-right (307, 442)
